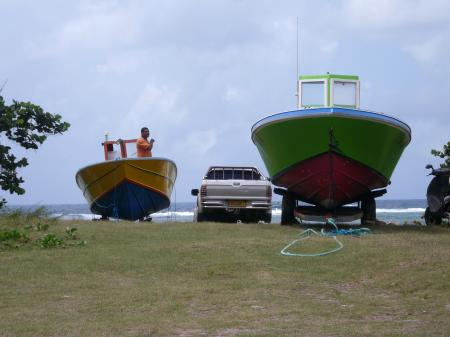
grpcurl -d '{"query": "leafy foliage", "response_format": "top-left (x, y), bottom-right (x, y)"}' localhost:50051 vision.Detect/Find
top-left (0, 228), bottom-right (30, 249)
top-left (0, 95), bottom-right (70, 207)
top-left (0, 228), bottom-right (29, 242)
top-left (37, 233), bottom-right (63, 248)
top-left (37, 229), bottom-right (86, 249)
top-left (0, 208), bottom-right (86, 250)
top-left (65, 226), bottom-right (78, 239)
top-left (431, 141), bottom-right (450, 168)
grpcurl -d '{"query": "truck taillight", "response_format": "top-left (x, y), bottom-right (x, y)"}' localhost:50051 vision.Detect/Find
top-left (200, 185), bottom-right (207, 197)
top-left (266, 186), bottom-right (272, 198)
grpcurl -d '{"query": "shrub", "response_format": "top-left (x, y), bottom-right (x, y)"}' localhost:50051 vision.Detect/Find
top-left (37, 233), bottom-right (63, 248)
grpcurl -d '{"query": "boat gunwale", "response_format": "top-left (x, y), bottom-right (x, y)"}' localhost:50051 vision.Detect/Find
top-left (250, 107), bottom-right (412, 143)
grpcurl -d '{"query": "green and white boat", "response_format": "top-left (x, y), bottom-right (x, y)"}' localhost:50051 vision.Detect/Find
top-left (251, 74), bottom-right (411, 224)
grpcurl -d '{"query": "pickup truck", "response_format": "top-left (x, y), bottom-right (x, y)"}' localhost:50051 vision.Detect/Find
top-left (191, 166), bottom-right (272, 223)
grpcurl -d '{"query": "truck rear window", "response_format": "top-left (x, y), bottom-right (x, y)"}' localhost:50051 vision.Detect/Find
top-left (206, 168), bottom-right (263, 180)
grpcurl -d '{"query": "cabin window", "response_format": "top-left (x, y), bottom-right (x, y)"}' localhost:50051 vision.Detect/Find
top-left (207, 168), bottom-right (264, 180)
top-left (217, 169), bottom-right (224, 179)
top-left (333, 81), bottom-right (356, 106)
top-left (252, 169), bottom-right (262, 180)
top-left (224, 169), bottom-right (233, 180)
top-left (233, 170), bottom-right (243, 180)
top-left (301, 81), bottom-right (325, 107)
top-left (207, 168), bottom-right (224, 179)
top-left (243, 170), bottom-right (252, 180)
top-left (206, 170), bottom-right (215, 179)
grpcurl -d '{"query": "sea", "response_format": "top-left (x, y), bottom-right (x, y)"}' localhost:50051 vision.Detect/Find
top-left (4, 199), bottom-right (428, 225)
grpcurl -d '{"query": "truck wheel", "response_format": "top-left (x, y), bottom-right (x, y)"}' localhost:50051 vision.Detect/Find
top-left (263, 211), bottom-right (272, 224)
top-left (281, 194), bottom-right (295, 225)
top-left (361, 197), bottom-right (376, 224)
top-left (257, 211), bottom-right (271, 223)
top-left (424, 207), bottom-right (432, 225)
top-left (197, 211), bottom-right (207, 222)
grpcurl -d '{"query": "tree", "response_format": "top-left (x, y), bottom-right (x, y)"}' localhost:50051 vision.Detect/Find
top-left (0, 95), bottom-right (70, 207)
top-left (431, 141), bottom-right (450, 168)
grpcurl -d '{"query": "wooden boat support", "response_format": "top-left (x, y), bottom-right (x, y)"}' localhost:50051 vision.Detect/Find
top-left (294, 205), bottom-right (363, 223)
top-left (276, 187), bottom-right (386, 224)
top-left (274, 187), bottom-right (386, 202)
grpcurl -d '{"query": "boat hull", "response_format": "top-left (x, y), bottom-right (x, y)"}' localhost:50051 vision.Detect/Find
top-left (76, 158), bottom-right (177, 220)
top-left (251, 107), bottom-right (411, 209)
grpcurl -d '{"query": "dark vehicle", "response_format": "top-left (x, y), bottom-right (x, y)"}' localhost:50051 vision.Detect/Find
top-left (424, 164), bottom-right (450, 225)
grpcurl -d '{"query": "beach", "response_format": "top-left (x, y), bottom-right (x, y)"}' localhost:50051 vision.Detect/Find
top-left (6, 199), bottom-right (429, 225)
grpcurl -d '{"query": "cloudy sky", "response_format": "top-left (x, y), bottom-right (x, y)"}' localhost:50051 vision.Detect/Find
top-left (1, 0), bottom-right (449, 205)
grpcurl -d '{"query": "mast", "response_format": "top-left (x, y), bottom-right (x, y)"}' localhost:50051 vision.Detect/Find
top-left (296, 17), bottom-right (300, 109)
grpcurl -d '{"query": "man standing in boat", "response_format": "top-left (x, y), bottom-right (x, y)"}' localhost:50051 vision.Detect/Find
top-left (136, 127), bottom-right (154, 157)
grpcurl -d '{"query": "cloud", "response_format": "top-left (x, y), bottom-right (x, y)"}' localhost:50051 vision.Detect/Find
top-left (320, 41), bottom-right (339, 55)
top-left (175, 129), bottom-right (219, 160)
top-left (403, 34), bottom-right (450, 65)
top-left (28, 2), bottom-right (140, 57)
top-left (121, 83), bottom-right (188, 137)
top-left (183, 130), bottom-right (218, 156)
top-left (96, 51), bottom-right (147, 74)
top-left (3, 0), bottom-right (450, 204)
top-left (340, 0), bottom-right (450, 30)
top-left (221, 86), bottom-right (241, 102)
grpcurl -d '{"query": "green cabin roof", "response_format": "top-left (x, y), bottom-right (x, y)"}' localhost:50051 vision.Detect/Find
top-left (299, 73), bottom-right (359, 81)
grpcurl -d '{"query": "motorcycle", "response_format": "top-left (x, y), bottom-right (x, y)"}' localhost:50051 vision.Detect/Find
top-left (424, 164), bottom-right (450, 225)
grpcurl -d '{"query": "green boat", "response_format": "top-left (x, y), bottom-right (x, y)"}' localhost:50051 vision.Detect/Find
top-left (251, 74), bottom-right (411, 224)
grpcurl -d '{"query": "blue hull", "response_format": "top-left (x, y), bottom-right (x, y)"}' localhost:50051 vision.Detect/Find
top-left (91, 180), bottom-right (170, 220)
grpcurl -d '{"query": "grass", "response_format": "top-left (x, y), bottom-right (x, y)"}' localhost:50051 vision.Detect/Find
top-left (0, 216), bottom-right (449, 336)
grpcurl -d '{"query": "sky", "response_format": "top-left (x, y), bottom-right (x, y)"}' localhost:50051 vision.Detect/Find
top-left (1, 0), bottom-right (449, 205)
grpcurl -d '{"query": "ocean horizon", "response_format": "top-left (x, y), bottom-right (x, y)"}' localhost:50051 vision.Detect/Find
top-left (4, 199), bottom-right (428, 225)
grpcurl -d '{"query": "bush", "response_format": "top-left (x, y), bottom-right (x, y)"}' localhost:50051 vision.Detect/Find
top-left (37, 233), bottom-right (63, 248)
top-left (0, 208), bottom-right (86, 249)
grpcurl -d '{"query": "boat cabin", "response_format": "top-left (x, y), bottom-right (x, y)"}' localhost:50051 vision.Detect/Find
top-left (102, 138), bottom-right (138, 160)
top-left (297, 73), bottom-right (360, 109)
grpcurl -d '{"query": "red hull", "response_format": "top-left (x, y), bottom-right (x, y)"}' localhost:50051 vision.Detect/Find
top-left (273, 152), bottom-right (388, 209)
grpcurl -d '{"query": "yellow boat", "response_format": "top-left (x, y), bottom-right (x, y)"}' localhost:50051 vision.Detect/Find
top-left (75, 138), bottom-right (177, 220)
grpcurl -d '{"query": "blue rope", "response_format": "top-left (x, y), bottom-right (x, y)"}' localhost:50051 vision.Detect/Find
top-left (321, 218), bottom-right (372, 237)
top-left (280, 218), bottom-right (372, 257)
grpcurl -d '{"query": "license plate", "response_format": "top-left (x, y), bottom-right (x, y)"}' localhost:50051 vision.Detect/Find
top-left (228, 200), bottom-right (247, 207)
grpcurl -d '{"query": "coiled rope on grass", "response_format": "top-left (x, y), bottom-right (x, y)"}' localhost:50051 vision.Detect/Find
top-left (280, 218), bottom-right (372, 257)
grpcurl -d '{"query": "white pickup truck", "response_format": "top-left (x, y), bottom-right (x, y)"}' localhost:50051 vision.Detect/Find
top-left (191, 166), bottom-right (272, 223)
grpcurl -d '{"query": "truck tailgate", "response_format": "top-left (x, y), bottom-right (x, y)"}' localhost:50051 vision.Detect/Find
top-left (204, 180), bottom-right (268, 199)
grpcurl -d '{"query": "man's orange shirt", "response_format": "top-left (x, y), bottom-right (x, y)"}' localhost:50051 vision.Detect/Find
top-left (136, 137), bottom-right (152, 157)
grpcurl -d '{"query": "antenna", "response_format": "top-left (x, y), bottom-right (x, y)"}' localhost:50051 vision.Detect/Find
top-left (296, 17), bottom-right (300, 109)
top-left (0, 79), bottom-right (8, 94)
top-left (296, 17), bottom-right (299, 78)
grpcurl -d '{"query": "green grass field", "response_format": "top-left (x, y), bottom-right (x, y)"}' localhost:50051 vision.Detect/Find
top-left (1, 217), bottom-right (449, 337)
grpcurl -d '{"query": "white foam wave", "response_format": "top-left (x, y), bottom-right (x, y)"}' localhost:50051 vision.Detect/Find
top-left (52, 212), bottom-right (195, 221)
top-left (153, 211), bottom-right (194, 218)
top-left (271, 208), bottom-right (424, 214)
top-left (52, 213), bottom-right (101, 220)
top-left (50, 207), bottom-right (425, 221)
top-left (376, 208), bottom-right (425, 213)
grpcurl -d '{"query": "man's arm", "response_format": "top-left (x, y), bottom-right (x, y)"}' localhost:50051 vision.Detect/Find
top-left (136, 138), bottom-right (151, 150)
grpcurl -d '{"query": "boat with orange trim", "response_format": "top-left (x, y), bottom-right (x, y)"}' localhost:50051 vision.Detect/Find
top-left (75, 137), bottom-right (177, 220)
